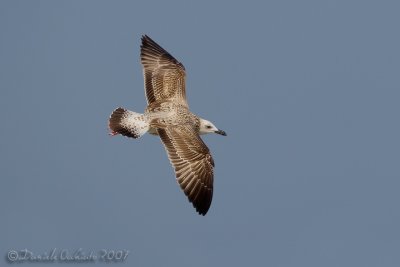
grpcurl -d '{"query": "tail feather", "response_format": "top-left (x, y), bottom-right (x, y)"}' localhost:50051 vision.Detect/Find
top-left (108, 107), bottom-right (149, 138)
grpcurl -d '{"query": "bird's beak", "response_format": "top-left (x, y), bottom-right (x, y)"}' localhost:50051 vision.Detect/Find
top-left (215, 129), bottom-right (227, 136)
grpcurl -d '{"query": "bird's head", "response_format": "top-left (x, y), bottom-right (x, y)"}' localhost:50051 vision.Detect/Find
top-left (199, 118), bottom-right (227, 136)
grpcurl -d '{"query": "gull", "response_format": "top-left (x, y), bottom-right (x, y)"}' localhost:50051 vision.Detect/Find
top-left (108, 35), bottom-right (226, 215)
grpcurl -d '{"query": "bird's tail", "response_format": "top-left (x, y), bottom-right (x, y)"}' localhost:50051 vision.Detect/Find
top-left (108, 107), bottom-right (149, 138)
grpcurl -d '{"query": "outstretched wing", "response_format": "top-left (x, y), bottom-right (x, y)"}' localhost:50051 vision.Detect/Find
top-left (140, 35), bottom-right (187, 105)
top-left (157, 125), bottom-right (214, 215)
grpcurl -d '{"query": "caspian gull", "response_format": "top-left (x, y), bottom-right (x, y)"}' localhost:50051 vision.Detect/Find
top-left (108, 35), bottom-right (226, 215)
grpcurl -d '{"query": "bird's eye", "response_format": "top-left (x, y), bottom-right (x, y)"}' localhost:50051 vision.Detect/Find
top-left (206, 125), bottom-right (212, 129)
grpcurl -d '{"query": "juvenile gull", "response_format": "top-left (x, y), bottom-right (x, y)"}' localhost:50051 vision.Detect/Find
top-left (108, 35), bottom-right (226, 215)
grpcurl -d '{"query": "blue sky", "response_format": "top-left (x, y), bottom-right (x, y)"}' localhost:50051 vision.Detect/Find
top-left (1, 1), bottom-right (400, 266)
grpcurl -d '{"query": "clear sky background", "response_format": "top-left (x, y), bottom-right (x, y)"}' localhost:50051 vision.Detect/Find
top-left (1, 1), bottom-right (400, 266)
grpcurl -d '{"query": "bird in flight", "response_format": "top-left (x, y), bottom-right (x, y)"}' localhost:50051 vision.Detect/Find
top-left (108, 35), bottom-right (226, 215)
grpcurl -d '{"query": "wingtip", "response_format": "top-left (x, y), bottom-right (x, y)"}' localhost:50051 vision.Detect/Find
top-left (141, 35), bottom-right (148, 48)
top-left (141, 34), bottom-right (155, 47)
top-left (196, 204), bottom-right (211, 216)
top-left (193, 189), bottom-right (213, 216)
top-left (140, 34), bottom-right (161, 53)
top-left (140, 35), bottom-right (186, 71)
top-left (141, 34), bottom-right (149, 41)
top-left (197, 208), bottom-right (209, 216)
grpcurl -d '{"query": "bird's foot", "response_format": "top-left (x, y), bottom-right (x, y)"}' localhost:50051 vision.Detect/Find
top-left (109, 131), bottom-right (119, 136)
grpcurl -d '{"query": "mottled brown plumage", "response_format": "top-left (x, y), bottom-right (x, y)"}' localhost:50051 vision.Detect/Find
top-left (108, 35), bottom-right (226, 215)
top-left (141, 35), bottom-right (214, 215)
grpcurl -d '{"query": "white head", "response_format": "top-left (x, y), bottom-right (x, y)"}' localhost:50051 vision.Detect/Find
top-left (199, 118), bottom-right (227, 136)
